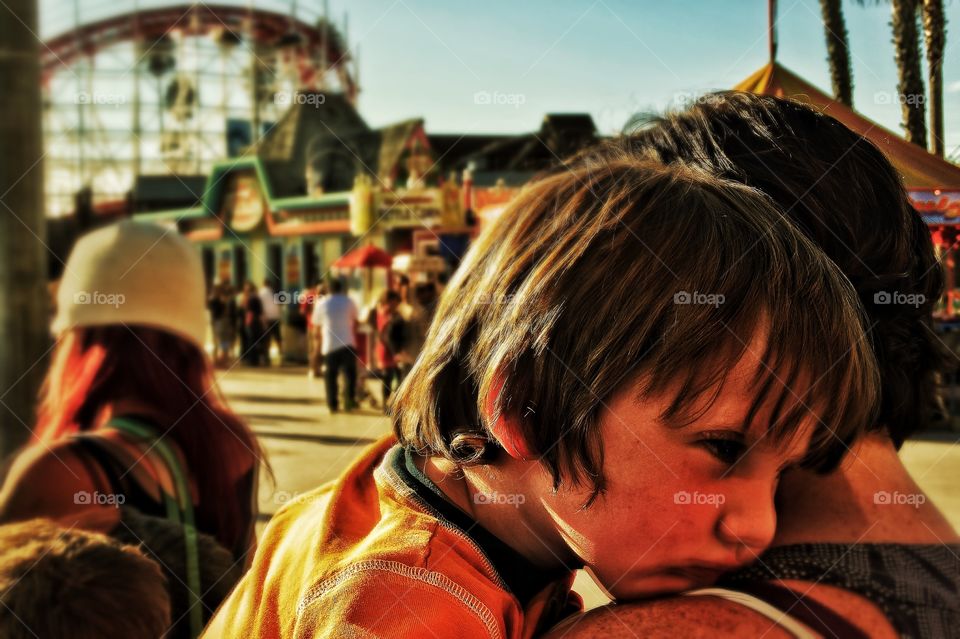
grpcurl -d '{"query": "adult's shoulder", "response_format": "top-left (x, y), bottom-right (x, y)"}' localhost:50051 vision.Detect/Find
top-left (0, 438), bottom-right (102, 524)
top-left (542, 596), bottom-right (795, 639)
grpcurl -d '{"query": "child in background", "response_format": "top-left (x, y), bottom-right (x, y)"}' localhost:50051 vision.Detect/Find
top-left (0, 518), bottom-right (170, 639)
top-left (376, 289), bottom-right (408, 413)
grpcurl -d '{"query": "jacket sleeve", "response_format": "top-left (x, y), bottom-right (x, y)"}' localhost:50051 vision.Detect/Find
top-left (294, 561), bottom-right (503, 639)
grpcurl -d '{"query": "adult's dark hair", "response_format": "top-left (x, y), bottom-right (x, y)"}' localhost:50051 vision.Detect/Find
top-left (329, 278), bottom-right (345, 294)
top-left (565, 92), bottom-right (947, 447)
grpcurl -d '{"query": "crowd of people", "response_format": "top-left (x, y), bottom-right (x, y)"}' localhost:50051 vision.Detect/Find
top-left (207, 278), bottom-right (282, 368)
top-left (299, 274), bottom-right (440, 414)
top-left (0, 93), bottom-right (957, 639)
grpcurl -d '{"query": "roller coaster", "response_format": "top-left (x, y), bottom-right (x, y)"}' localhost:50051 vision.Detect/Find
top-left (40, 1), bottom-right (358, 216)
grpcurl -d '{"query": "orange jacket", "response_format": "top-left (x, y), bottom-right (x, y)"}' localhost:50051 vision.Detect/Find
top-left (202, 436), bottom-right (578, 638)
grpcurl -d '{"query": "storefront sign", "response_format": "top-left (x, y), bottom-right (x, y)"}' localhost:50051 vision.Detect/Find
top-left (221, 171), bottom-right (265, 232)
top-left (909, 190), bottom-right (960, 224)
top-left (377, 190), bottom-right (444, 229)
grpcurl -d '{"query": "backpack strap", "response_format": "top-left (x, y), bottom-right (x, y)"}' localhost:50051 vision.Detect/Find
top-left (108, 417), bottom-right (203, 639)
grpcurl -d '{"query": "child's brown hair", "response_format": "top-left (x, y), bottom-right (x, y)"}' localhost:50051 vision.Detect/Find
top-left (393, 160), bottom-right (880, 499)
top-left (0, 519), bottom-right (170, 639)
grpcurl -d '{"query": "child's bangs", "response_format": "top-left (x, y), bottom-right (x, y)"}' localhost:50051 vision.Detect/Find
top-left (636, 282), bottom-right (874, 472)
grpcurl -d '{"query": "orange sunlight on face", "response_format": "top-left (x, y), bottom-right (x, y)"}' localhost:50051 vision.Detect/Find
top-left (535, 331), bottom-right (816, 600)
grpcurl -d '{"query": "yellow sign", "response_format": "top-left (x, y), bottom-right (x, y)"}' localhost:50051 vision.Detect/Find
top-left (350, 174), bottom-right (375, 236)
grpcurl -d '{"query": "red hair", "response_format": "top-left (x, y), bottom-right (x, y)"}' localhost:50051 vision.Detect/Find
top-left (36, 325), bottom-right (265, 555)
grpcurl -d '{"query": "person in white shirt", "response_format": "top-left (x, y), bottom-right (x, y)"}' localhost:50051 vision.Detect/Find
top-left (310, 278), bottom-right (359, 412)
top-left (258, 279), bottom-right (282, 365)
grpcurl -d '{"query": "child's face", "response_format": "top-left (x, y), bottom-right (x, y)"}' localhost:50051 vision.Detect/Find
top-left (531, 333), bottom-right (815, 600)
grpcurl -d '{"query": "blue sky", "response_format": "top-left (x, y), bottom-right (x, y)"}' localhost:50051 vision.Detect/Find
top-left (328, 0), bottom-right (960, 154)
top-left (38, 0), bottom-right (960, 155)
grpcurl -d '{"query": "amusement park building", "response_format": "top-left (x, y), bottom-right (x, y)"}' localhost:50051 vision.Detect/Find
top-left (132, 91), bottom-right (600, 293)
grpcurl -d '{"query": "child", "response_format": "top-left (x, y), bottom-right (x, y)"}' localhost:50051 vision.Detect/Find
top-left (202, 161), bottom-right (879, 638)
top-left (0, 518), bottom-right (170, 639)
top-left (376, 289), bottom-right (408, 411)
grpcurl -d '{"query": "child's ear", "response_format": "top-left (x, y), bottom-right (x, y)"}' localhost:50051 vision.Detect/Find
top-left (484, 371), bottom-right (538, 461)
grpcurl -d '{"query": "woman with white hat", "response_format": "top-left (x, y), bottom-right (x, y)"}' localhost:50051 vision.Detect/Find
top-left (0, 221), bottom-right (265, 632)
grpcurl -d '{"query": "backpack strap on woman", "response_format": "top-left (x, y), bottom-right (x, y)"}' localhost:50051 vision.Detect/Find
top-left (108, 416), bottom-right (203, 639)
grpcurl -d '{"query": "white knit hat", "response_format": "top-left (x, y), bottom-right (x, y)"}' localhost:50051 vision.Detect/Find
top-left (52, 220), bottom-right (207, 348)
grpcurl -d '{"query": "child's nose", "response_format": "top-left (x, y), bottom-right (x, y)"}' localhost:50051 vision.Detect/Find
top-left (715, 481), bottom-right (777, 558)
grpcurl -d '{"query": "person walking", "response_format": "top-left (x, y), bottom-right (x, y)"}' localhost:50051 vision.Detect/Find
top-left (241, 281), bottom-right (265, 366)
top-left (258, 279), bottom-right (282, 365)
top-left (311, 278), bottom-right (358, 413)
top-left (375, 290), bottom-right (408, 414)
top-left (209, 281), bottom-right (234, 367)
top-left (302, 282), bottom-right (326, 379)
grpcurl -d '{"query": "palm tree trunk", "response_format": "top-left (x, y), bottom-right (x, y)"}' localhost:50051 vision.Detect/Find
top-left (0, 0), bottom-right (49, 457)
top-left (820, 0), bottom-right (855, 106)
top-left (921, 0), bottom-right (946, 157)
top-left (891, 0), bottom-right (928, 147)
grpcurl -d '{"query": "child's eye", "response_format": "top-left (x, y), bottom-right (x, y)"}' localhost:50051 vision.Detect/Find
top-left (701, 437), bottom-right (746, 466)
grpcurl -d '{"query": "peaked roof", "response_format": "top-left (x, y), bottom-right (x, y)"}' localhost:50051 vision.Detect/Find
top-left (735, 63), bottom-right (960, 189)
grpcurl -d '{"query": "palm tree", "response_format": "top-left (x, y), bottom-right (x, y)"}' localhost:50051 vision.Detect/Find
top-left (890, 0), bottom-right (928, 147)
top-left (819, 0), bottom-right (854, 106)
top-left (858, 0), bottom-right (928, 147)
top-left (0, 0), bottom-right (47, 456)
top-left (921, 0), bottom-right (946, 157)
